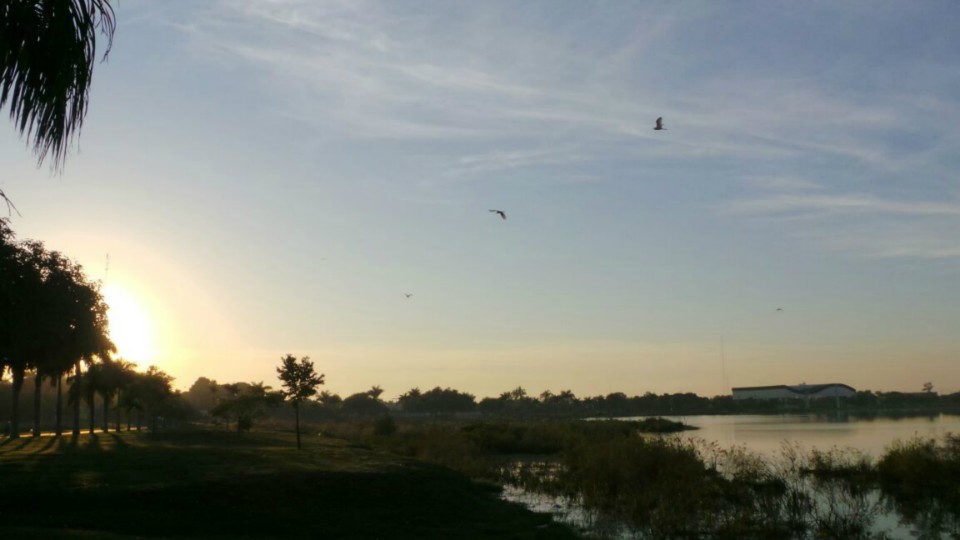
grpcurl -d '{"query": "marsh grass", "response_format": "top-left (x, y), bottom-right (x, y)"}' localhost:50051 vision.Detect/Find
top-left (318, 418), bottom-right (691, 480)
top-left (878, 434), bottom-right (960, 491)
top-left (508, 436), bottom-right (913, 539)
top-left (291, 418), bottom-right (960, 539)
top-left (877, 434), bottom-right (960, 538)
top-left (520, 434), bottom-right (958, 539)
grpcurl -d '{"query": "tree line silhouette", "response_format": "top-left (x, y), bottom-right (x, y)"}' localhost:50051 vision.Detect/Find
top-left (182, 377), bottom-right (960, 427)
top-left (0, 219), bottom-right (180, 438)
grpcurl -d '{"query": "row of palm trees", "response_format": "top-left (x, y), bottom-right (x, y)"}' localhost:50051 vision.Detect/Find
top-left (74, 361), bottom-right (175, 434)
top-left (1, 218), bottom-right (174, 438)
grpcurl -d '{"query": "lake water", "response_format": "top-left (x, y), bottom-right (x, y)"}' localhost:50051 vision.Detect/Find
top-left (654, 413), bottom-right (960, 457)
top-left (503, 413), bottom-right (960, 539)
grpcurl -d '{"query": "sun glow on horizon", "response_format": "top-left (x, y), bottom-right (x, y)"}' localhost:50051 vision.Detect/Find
top-left (103, 283), bottom-right (157, 367)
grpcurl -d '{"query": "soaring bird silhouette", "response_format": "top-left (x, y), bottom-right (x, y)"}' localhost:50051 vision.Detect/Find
top-left (654, 117), bottom-right (666, 131)
top-left (776, 308), bottom-right (783, 312)
top-left (405, 293), bottom-right (413, 298)
top-left (489, 209), bottom-right (506, 220)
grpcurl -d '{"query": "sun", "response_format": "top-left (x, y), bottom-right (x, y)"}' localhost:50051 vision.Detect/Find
top-left (102, 283), bottom-right (157, 366)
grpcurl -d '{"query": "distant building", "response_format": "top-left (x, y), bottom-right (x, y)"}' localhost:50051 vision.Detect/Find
top-left (732, 383), bottom-right (856, 401)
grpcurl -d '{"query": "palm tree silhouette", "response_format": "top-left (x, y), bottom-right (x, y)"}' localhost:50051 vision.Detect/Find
top-left (1, 1), bottom-right (116, 169)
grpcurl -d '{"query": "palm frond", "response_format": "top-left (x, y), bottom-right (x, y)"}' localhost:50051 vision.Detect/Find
top-left (0, 188), bottom-right (21, 216)
top-left (1, 1), bottom-right (115, 169)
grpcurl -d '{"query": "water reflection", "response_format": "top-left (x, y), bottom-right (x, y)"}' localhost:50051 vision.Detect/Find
top-left (502, 485), bottom-right (635, 539)
top-left (659, 413), bottom-right (960, 458)
top-left (501, 415), bottom-right (960, 539)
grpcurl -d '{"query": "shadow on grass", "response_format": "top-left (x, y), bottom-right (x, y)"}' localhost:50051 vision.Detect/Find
top-left (28, 436), bottom-right (59, 455)
top-left (83, 434), bottom-right (101, 452)
top-left (13, 437), bottom-right (34, 451)
top-left (107, 433), bottom-right (129, 449)
top-left (2, 464), bottom-right (576, 539)
top-left (150, 429), bottom-right (287, 444)
top-left (65, 433), bottom-right (80, 448)
top-left (0, 430), bottom-right (577, 539)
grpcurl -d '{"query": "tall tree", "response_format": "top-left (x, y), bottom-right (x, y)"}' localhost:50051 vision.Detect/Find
top-left (28, 248), bottom-right (74, 437)
top-left (1, 0), bottom-right (116, 169)
top-left (0, 219), bottom-right (15, 383)
top-left (66, 267), bottom-right (113, 436)
top-left (210, 381), bottom-right (281, 433)
top-left (44, 249), bottom-right (113, 437)
top-left (276, 355), bottom-right (324, 450)
top-left (0, 221), bottom-right (112, 437)
top-left (79, 361), bottom-right (104, 433)
top-left (316, 390), bottom-right (342, 410)
top-left (183, 377), bottom-right (220, 413)
top-left (4, 238), bottom-right (45, 439)
top-left (398, 386), bottom-right (475, 415)
top-left (136, 366), bottom-right (174, 432)
top-left (117, 371), bottom-right (144, 431)
top-left (367, 385), bottom-right (384, 400)
top-left (101, 358), bottom-right (134, 432)
top-left (340, 392), bottom-right (388, 418)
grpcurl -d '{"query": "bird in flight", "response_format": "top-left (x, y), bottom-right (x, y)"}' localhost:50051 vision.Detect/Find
top-left (405, 293), bottom-right (413, 298)
top-left (654, 117), bottom-right (666, 131)
top-left (776, 308), bottom-right (783, 312)
top-left (489, 209), bottom-right (506, 220)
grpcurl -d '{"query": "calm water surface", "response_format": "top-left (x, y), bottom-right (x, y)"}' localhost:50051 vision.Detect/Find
top-left (653, 413), bottom-right (960, 457)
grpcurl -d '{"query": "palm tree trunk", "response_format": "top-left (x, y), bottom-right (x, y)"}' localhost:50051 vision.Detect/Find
top-left (126, 410), bottom-right (131, 431)
top-left (32, 371), bottom-right (42, 437)
top-left (88, 396), bottom-right (95, 434)
top-left (101, 393), bottom-right (109, 433)
top-left (10, 367), bottom-right (25, 439)
top-left (295, 402), bottom-right (301, 450)
top-left (114, 395), bottom-right (121, 432)
top-left (55, 374), bottom-right (63, 437)
top-left (136, 410), bottom-right (142, 431)
top-left (72, 361), bottom-right (82, 437)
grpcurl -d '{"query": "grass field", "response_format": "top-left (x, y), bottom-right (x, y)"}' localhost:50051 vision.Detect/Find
top-left (0, 429), bottom-right (579, 539)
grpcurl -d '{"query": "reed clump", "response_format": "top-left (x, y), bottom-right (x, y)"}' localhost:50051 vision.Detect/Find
top-left (878, 434), bottom-right (960, 491)
top-left (877, 434), bottom-right (960, 537)
top-left (318, 417), bottom-right (690, 479)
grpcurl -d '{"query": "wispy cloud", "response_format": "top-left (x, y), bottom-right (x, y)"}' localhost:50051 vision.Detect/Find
top-left (800, 220), bottom-right (960, 261)
top-left (176, 0), bottom-right (960, 262)
top-left (725, 192), bottom-right (960, 260)
top-left (743, 176), bottom-right (822, 192)
top-left (444, 147), bottom-right (587, 177)
top-left (175, 0), bottom-right (942, 170)
top-left (727, 194), bottom-right (960, 217)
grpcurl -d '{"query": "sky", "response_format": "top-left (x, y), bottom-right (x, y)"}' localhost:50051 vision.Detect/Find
top-left (2, 0), bottom-right (959, 398)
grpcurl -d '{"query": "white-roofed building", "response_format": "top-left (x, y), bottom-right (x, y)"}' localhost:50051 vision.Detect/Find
top-left (732, 383), bottom-right (856, 401)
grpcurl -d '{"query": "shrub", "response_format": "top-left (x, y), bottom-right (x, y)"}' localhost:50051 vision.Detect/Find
top-left (878, 434), bottom-right (960, 491)
top-left (373, 416), bottom-right (397, 437)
